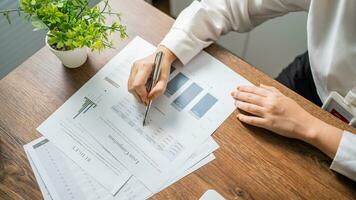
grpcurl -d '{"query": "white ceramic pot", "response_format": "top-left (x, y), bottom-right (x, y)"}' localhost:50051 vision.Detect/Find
top-left (45, 33), bottom-right (87, 68)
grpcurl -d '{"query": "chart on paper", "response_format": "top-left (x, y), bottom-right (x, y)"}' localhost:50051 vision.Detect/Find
top-left (24, 136), bottom-right (218, 200)
top-left (165, 69), bottom-right (218, 119)
top-left (37, 36), bottom-right (253, 194)
top-left (24, 137), bottom-right (152, 200)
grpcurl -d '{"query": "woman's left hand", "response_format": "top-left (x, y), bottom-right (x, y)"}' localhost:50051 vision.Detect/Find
top-left (231, 84), bottom-right (319, 141)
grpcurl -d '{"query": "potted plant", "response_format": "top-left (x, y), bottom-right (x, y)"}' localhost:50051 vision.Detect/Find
top-left (1, 0), bottom-right (127, 68)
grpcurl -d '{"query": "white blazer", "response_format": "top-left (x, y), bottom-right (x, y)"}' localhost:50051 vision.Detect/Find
top-left (160, 0), bottom-right (356, 181)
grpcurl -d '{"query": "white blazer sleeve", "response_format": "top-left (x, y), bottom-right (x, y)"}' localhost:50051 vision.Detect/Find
top-left (160, 0), bottom-right (308, 64)
top-left (330, 131), bottom-right (356, 181)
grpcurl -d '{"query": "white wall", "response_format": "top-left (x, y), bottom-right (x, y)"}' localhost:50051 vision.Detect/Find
top-left (170, 0), bottom-right (308, 78)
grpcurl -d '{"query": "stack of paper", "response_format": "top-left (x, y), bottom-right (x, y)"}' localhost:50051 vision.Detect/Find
top-left (24, 137), bottom-right (218, 200)
top-left (25, 37), bottom-right (251, 199)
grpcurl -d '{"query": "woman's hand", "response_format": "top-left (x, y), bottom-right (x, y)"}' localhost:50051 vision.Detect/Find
top-left (231, 84), bottom-right (315, 140)
top-left (128, 45), bottom-right (177, 105)
top-left (231, 84), bottom-right (343, 158)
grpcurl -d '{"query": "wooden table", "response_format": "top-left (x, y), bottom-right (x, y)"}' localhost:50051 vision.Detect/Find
top-left (0, 0), bottom-right (355, 199)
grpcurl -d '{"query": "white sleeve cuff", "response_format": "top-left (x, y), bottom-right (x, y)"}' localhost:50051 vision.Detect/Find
top-left (330, 131), bottom-right (356, 181)
top-left (160, 28), bottom-right (211, 65)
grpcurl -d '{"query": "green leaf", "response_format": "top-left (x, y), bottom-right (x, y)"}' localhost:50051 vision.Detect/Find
top-left (65, 39), bottom-right (73, 46)
top-left (11, 0), bottom-right (127, 51)
top-left (48, 36), bottom-right (58, 46)
top-left (31, 20), bottom-right (47, 31)
top-left (57, 41), bottom-right (64, 49)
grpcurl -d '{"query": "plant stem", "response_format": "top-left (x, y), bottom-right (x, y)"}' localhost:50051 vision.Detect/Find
top-left (0, 8), bottom-right (24, 14)
top-left (101, 11), bottom-right (121, 15)
top-left (76, 1), bottom-right (89, 19)
top-left (100, 0), bottom-right (109, 14)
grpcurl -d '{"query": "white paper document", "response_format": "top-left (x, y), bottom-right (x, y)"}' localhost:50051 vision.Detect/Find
top-left (24, 137), bottom-right (216, 200)
top-left (37, 36), bottom-right (251, 194)
top-left (25, 147), bottom-right (53, 200)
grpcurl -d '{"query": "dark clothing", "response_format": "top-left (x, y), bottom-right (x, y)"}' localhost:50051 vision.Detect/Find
top-left (276, 51), bottom-right (323, 107)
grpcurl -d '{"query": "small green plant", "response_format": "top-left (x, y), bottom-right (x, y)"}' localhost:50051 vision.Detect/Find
top-left (0, 0), bottom-right (127, 51)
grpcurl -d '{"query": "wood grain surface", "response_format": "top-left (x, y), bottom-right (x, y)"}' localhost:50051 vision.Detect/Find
top-left (0, 0), bottom-right (355, 199)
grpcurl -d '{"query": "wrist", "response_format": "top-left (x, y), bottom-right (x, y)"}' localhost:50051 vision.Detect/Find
top-left (157, 45), bottom-right (177, 64)
top-left (294, 114), bottom-right (321, 143)
top-left (300, 116), bottom-right (343, 158)
top-left (302, 118), bottom-right (321, 144)
top-left (292, 109), bottom-right (339, 142)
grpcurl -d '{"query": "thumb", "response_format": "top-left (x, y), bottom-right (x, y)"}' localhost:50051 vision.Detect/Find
top-left (148, 80), bottom-right (167, 100)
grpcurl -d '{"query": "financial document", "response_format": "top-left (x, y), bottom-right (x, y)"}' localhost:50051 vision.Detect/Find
top-left (37, 36), bottom-right (251, 194)
top-left (24, 137), bottom-right (217, 200)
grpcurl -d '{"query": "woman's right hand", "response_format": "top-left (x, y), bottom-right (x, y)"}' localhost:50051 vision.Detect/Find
top-left (128, 45), bottom-right (177, 105)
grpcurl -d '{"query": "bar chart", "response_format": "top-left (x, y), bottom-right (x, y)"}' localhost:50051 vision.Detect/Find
top-left (164, 72), bottom-right (189, 97)
top-left (73, 97), bottom-right (97, 119)
top-left (165, 68), bottom-right (219, 118)
top-left (190, 93), bottom-right (218, 119)
top-left (171, 83), bottom-right (203, 111)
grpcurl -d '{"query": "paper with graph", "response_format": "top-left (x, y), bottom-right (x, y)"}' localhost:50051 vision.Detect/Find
top-left (24, 137), bottom-right (217, 200)
top-left (36, 36), bottom-right (251, 195)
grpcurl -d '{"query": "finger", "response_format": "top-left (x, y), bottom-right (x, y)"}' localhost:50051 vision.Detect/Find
top-left (134, 84), bottom-right (148, 105)
top-left (132, 92), bottom-right (143, 104)
top-left (237, 85), bottom-right (272, 97)
top-left (235, 100), bottom-right (265, 117)
top-left (128, 65), bottom-right (138, 93)
top-left (132, 65), bottom-right (153, 103)
top-left (130, 61), bottom-right (138, 75)
top-left (148, 80), bottom-right (167, 100)
top-left (231, 90), bottom-right (265, 106)
top-left (148, 62), bottom-right (170, 100)
top-left (134, 64), bottom-right (153, 86)
top-left (260, 84), bottom-right (280, 93)
top-left (237, 113), bottom-right (268, 128)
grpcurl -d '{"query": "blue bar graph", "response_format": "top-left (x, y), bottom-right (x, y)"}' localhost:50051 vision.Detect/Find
top-left (190, 93), bottom-right (218, 118)
top-left (171, 83), bottom-right (203, 111)
top-left (164, 72), bottom-right (189, 97)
